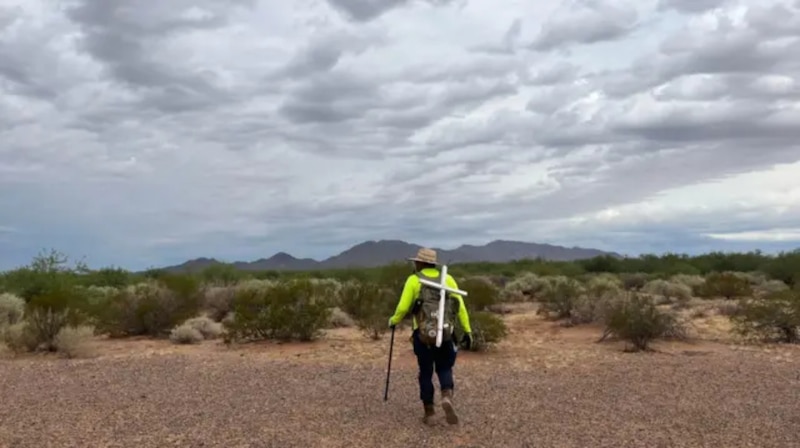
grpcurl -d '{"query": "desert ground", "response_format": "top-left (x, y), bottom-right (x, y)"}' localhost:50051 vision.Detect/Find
top-left (1, 303), bottom-right (799, 448)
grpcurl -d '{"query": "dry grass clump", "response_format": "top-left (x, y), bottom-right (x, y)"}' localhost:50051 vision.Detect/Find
top-left (328, 307), bottom-right (355, 328)
top-left (2, 322), bottom-right (37, 354)
top-left (53, 325), bottom-right (95, 358)
top-left (0, 293), bottom-right (26, 327)
top-left (2, 321), bottom-right (95, 358)
top-left (184, 316), bottom-right (223, 339)
top-left (169, 324), bottom-right (203, 344)
top-left (169, 316), bottom-right (223, 344)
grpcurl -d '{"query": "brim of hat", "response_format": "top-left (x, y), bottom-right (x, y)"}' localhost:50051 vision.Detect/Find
top-left (407, 257), bottom-right (439, 264)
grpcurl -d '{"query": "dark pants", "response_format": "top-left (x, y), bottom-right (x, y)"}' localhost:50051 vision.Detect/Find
top-left (412, 329), bottom-right (458, 405)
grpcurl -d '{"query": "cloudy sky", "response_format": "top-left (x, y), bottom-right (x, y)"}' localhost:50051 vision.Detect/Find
top-left (1, 0), bottom-right (799, 270)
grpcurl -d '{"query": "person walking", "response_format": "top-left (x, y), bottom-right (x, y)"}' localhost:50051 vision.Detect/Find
top-left (388, 247), bottom-right (473, 425)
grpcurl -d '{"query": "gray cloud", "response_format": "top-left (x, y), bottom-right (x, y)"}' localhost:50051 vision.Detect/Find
top-left (657, 0), bottom-right (729, 13)
top-left (528, 0), bottom-right (640, 51)
top-left (2, 0), bottom-right (800, 270)
top-left (325, 0), bottom-right (458, 22)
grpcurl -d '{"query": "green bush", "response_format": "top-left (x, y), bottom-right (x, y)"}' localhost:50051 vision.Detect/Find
top-left (536, 276), bottom-right (585, 320)
top-left (94, 279), bottom-right (201, 338)
top-left (501, 272), bottom-right (550, 302)
top-left (584, 274), bottom-right (623, 297)
top-left (459, 277), bottom-right (499, 312)
top-left (619, 272), bottom-right (652, 291)
top-left (224, 279), bottom-right (332, 342)
top-left (699, 272), bottom-right (753, 300)
top-left (455, 311), bottom-right (507, 352)
top-left (600, 292), bottom-right (686, 352)
top-left (732, 290), bottom-right (800, 343)
top-left (337, 280), bottom-right (395, 340)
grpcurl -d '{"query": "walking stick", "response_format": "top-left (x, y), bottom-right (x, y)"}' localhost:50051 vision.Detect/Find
top-left (383, 325), bottom-right (396, 401)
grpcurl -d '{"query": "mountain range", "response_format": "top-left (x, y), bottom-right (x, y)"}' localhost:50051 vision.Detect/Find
top-left (158, 239), bottom-right (620, 273)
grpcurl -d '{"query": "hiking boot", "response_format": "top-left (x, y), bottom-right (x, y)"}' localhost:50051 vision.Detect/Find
top-left (441, 389), bottom-right (459, 425)
top-left (422, 403), bottom-right (436, 426)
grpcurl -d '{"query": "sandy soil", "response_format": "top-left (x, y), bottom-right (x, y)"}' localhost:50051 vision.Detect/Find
top-left (1, 307), bottom-right (799, 448)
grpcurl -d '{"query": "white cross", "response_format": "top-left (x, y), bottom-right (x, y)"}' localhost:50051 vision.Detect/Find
top-left (417, 264), bottom-right (469, 347)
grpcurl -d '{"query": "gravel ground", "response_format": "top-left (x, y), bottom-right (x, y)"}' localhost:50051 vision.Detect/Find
top-left (1, 328), bottom-right (799, 448)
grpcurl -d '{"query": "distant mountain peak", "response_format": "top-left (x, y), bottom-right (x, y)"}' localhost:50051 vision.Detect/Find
top-left (157, 239), bottom-right (618, 273)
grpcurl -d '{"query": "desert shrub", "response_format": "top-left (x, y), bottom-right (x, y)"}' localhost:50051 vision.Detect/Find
top-left (338, 280), bottom-right (394, 340)
top-left (22, 282), bottom-right (90, 352)
top-left (600, 292), bottom-right (686, 352)
top-left (753, 279), bottom-right (789, 297)
top-left (567, 290), bottom-right (624, 327)
top-left (182, 316), bottom-right (223, 339)
top-left (455, 311), bottom-right (507, 352)
top-left (24, 308), bottom-right (76, 351)
top-left (536, 276), bottom-right (585, 320)
top-left (328, 307), bottom-right (355, 328)
top-left (670, 274), bottom-right (706, 294)
top-left (732, 290), bottom-right (800, 343)
top-left (501, 273), bottom-right (550, 302)
top-left (2, 322), bottom-right (38, 353)
top-left (78, 267), bottom-right (132, 289)
top-left (199, 263), bottom-right (246, 286)
top-left (169, 324), bottom-right (204, 344)
top-left (0, 250), bottom-right (81, 302)
top-left (699, 272), bottom-right (753, 300)
top-left (459, 277), bottom-right (499, 311)
top-left (53, 325), bottom-right (95, 358)
top-left (309, 278), bottom-right (344, 297)
top-left (715, 300), bottom-right (741, 317)
top-left (0, 293), bottom-right (25, 327)
top-left (202, 286), bottom-right (237, 322)
top-left (236, 279), bottom-right (277, 293)
top-left (224, 278), bottom-right (332, 342)
top-left (642, 279), bottom-right (693, 307)
top-left (94, 279), bottom-right (202, 338)
top-left (619, 272), bottom-right (651, 291)
top-left (585, 274), bottom-right (623, 298)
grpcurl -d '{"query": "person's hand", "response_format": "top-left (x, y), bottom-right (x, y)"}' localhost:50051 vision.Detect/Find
top-left (461, 332), bottom-right (472, 350)
top-left (388, 318), bottom-right (396, 329)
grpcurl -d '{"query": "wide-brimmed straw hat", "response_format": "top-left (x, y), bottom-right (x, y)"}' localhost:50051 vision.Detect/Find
top-left (407, 247), bottom-right (438, 265)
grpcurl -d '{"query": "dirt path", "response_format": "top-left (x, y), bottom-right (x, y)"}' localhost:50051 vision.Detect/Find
top-left (1, 317), bottom-right (799, 448)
